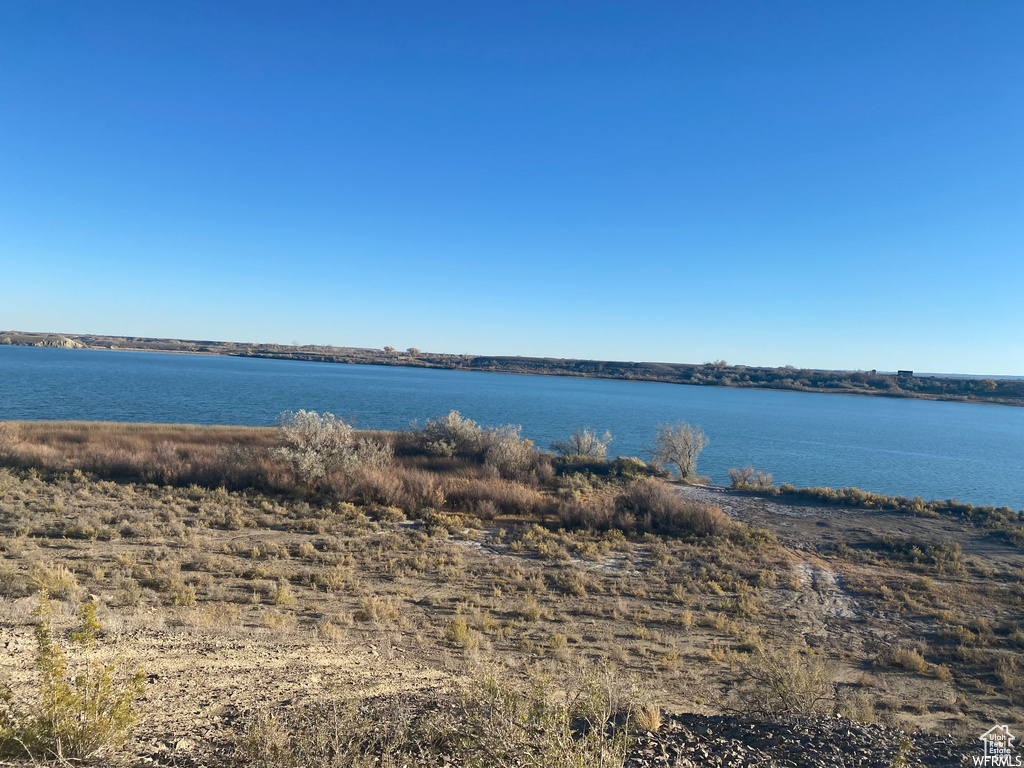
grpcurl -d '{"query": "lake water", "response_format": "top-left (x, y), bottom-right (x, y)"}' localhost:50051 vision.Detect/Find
top-left (1, 345), bottom-right (1021, 509)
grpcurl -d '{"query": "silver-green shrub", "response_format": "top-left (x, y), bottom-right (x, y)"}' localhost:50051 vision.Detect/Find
top-left (420, 411), bottom-right (485, 457)
top-left (484, 425), bottom-right (536, 480)
top-left (275, 410), bottom-right (357, 485)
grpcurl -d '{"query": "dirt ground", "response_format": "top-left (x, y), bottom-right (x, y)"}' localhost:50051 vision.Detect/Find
top-left (679, 485), bottom-right (1024, 572)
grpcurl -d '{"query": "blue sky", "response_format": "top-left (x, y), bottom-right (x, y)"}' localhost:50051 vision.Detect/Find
top-left (2, 2), bottom-right (1022, 374)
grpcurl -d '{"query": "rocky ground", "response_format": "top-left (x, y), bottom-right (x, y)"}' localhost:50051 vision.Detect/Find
top-left (627, 713), bottom-right (972, 767)
top-left (116, 711), bottom-right (978, 767)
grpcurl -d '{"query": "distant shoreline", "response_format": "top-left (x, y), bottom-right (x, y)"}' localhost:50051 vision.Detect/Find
top-left (3, 329), bottom-right (1023, 407)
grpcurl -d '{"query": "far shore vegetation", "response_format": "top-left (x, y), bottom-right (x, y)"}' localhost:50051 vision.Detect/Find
top-left (4, 329), bottom-right (1023, 406)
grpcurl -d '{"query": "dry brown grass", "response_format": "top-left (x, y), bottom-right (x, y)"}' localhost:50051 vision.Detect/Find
top-left (555, 479), bottom-right (731, 538)
top-left (1, 421), bottom-right (281, 489)
top-left (444, 476), bottom-right (545, 517)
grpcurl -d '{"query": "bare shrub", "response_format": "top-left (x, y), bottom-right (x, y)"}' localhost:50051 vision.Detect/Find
top-left (400, 468), bottom-right (445, 513)
top-left (649, 422), bottom-right (707, 481)
top-left (231, 668), bottom-right (631, 768)
top-left (474, 499), bottom-right (499, 520)
top-left (837, 689), bottom-right (877, 723)
top-left (615, 480), bottom-right (729, 537)
top-left (232, 707), bottom-right (294, 768)
top-left (631, 704), bottom-right (662, 733)
top-left (0, 565), bottom-right (25, 598)
top-left (889, 647), bottom-right (929, 674)
top-left (152, 441), bottom-right (185, 484)
top-left (548, 430), bottom-right (610, 460)
top-left (555, 494), bottom-right (618, 531)
top-left (534, 454), bottom-right (555, 483)
top-left (445, 618), bottom-right (480, 651)
top-left (554, 480), bottom-right (728, 538)
top-left (996, 656), bottom-right (1024, 702)
top-left (608, 457), bottom-right (657, 482)
top-left (234, 696), bottom-right (437, 768)
top-left (353, 467), bottom-right (408, 509)
top-left (323, 435), bottom-right (394, 498)
top-left (272, 581), bottom-right (295, 607)
top-left (728, 466), bottom-right (775, 491)
top-left (728, 466), bottom-right (753, 488)
top-left (551, 428), bottom-right (613, 460)
top-left (455, 669), bottom-right (630, 768)
top-left (734, 645), bottom-right (834, 716)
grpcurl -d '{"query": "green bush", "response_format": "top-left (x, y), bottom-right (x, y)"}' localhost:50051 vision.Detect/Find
top-left (0, 598), bottom-right (145, 761)
top-left (608, 457), bottom-right (657, 482)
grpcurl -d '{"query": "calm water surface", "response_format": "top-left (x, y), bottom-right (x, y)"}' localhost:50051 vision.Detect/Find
top-left (1, 346), bottom-right (1021, 508)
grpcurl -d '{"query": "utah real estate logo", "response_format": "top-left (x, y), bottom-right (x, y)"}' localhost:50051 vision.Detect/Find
top-left (976, 725), bottom-right (1022, 767)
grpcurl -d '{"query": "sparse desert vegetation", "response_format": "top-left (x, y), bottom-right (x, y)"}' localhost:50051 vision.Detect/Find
top-left (0, 416), bottom-right (1016, 764)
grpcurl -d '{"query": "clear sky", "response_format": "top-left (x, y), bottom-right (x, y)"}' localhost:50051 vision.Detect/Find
top-left (2, 2), bottom-right (1021, 374)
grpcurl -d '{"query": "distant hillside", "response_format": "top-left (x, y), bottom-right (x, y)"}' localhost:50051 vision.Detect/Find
top-left (3, 330), bottom-right (1022, 406)
top-left (0, 332), bottom-right (84, 349)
